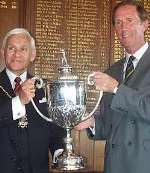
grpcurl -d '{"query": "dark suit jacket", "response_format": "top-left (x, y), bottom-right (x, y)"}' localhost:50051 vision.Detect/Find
top-left (90, 45), bottom-right (150, 173)
top-left (0, 69), bottom-right (66, 173)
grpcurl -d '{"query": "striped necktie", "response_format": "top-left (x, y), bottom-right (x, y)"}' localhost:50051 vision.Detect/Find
top-left (14, 77), bottom-right (21, 94)
top-left (124, 55), bottom-right (135, 83)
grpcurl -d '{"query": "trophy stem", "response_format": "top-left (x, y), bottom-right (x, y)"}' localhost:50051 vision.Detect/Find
top-left (57, 128), bottom-right (86, 170)
top-left (65, 128), bottom-right (74, 155)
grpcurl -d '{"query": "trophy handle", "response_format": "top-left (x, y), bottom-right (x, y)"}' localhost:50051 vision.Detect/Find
top-left (30, 98), bottom-right (53, 122)
top-left (84, 73), bottom-right (103, 119)
top-left (87, 73), bottom-right (95, 86)
top-left (30, 77), bottom-right (53, 122)
top-left (32, 76), bottom-right (44, 89)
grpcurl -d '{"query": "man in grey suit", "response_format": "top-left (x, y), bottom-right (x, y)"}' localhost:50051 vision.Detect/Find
top-left (75, 1), bottom-right (150, 173)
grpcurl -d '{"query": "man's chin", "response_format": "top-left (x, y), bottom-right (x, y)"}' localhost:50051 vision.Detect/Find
top-left (9, 67), bottom-right (26, 74)
top-left (121, 40), bottom-right (133, 48)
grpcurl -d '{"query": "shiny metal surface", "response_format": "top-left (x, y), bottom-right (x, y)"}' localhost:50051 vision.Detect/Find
top-left (45, 80), bottom-right (86, 128)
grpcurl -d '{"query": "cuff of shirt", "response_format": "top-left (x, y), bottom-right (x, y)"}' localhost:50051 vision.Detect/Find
top-left (113, 86), bottom-right (118, 94)
top-left (88, 120), bottom-right (96, 135)
top-left (12, 96), bottom-right (26, 120)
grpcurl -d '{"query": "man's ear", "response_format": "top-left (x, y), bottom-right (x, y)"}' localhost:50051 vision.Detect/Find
top-left (30, 49), bottom-right (36, 62)
top-left (0, 49), bottom-right (4, 58)
top-left (0, 49), bottom-right (6, 68)
top-left (0, 49), bottom-right (5, 61)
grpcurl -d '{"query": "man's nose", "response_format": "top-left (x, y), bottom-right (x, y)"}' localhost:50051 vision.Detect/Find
top-left (119, 21), bottom-right (125, 28)
top-left (14, 49), bottom-right (22, 56)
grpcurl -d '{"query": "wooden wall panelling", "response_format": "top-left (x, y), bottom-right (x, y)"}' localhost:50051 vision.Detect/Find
top-left (18, 0), bottom-right (37, 75)
top-left (94, 141), bottom-right (105, 171)
top-left (0, 0), bottom-right (19, 43)
top-left (79, 130), bottom-right (95, 169)
top-left (18, 0), bottom-right (36, 35)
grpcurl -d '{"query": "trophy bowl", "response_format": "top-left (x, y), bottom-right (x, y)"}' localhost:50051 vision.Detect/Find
top-left (47, 80), bottom-right (86, 128)
top-left (31, 49), bottom-right (103, 170)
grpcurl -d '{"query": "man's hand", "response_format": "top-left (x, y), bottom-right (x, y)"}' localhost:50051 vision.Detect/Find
top-left (18, 79), bottom-right (36, 105)
top-left (93, 72), bottom-right (119, 93)
top-left (74, 116), bottom-right (95, 130)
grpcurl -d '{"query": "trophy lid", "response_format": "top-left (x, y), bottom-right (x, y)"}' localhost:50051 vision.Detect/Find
top-left (57, 49), bottom-right (79, 80)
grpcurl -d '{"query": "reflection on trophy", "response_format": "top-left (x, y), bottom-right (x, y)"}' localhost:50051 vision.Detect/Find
top-left (31, 49), bottom-right (103, 170)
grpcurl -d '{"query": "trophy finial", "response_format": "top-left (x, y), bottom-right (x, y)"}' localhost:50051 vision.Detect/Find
top-left (60, 49), bottom-right (69, 67)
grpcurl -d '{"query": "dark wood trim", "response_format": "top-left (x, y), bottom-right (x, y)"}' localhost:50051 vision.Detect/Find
top-left (18, 0), bottom-right (36, 36)
top-left (18, 0), bottom-right (26, 28)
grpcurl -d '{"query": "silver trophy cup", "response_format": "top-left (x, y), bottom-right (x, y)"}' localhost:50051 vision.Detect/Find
top-left (47, 79), bottom-right (87, 170)
top-left (31, 50), bottom-right (102, 170)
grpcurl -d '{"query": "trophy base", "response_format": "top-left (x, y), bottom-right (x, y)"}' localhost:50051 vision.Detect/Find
top-left (57, 153), bottom-right (86, 170)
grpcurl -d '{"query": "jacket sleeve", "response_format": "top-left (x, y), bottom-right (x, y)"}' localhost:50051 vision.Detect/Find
top-left (87, 93), bottom-right (114, 140)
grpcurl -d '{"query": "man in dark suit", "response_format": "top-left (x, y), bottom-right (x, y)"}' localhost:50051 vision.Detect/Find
top-left (0, 28), bottom-right (66, 173)
top-left (75, 1), bottom-right (150, 173)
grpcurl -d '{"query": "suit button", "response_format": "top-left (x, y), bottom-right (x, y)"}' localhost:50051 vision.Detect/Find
top-left (17, 167), bottom-right (22, 171)
top-left (110, 124), bottom-right (113, 129)
top-left (10, 139), bottom-right (16, 145)
top-left (112, 144), bottom-right (115, 148)
top-left (128, 141), bottom-right (132, 146)
top-left (10, 157), bottom-right (16, 162)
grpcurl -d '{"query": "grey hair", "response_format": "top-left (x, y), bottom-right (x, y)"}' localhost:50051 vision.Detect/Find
top-left (1, 28), bottom-right (36, 50)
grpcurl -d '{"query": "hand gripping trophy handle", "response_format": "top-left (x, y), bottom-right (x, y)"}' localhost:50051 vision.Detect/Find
top-left (30, 77), bottom-right (53, 122)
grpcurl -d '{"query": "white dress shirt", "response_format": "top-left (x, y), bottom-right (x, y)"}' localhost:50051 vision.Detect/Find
top-left (6, 68), bottom-right (26, 120)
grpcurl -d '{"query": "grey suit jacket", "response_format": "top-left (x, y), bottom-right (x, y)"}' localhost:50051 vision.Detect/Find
top-left (91, 45), bottom-right (150, 173)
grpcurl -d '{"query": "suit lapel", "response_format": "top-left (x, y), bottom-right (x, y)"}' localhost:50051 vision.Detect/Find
top-left (107, 57), bottom-right (125, 84)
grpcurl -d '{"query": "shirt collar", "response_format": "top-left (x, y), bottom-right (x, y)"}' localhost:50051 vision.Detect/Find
top-left (6, 68), bottom-right (27, 87)
top-left (125, 42), bottom-right (149, 61)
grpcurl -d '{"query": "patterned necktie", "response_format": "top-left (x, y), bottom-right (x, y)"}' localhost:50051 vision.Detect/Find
top-left (14, 77), bottom-right (21, 94)
top-left (14, 77), bottom-right (28, 128)
top-left (124, 55), bottom-right (135, 83)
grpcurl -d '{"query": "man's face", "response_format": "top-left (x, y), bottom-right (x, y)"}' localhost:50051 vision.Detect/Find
top-left (2, 34), bottom-right (35, 75)
top-left (114, 5), bottom-right (149, 53)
